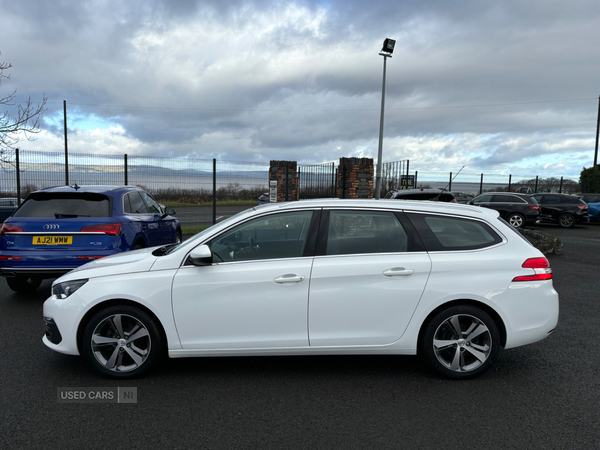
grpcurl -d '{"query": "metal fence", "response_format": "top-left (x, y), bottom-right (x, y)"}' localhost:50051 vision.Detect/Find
top-left (0, 150), bottom-right (580, 230)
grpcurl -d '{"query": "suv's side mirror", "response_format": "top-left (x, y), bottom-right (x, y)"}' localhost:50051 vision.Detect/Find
top-left (164, 206), bottom-right (176, 216)
top-left (467, 200), bottom-right (475, 205)
top-left (188, 245), bottom-right (213, 266)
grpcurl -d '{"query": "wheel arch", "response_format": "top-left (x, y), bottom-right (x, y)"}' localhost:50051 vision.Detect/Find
top-left (76, 299), bottom-right (168, 356)
top-left (416, 299), bottom-right (507, 354)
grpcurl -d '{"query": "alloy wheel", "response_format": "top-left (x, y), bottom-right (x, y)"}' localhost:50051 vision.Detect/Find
top-left (432, 314), bottom-right (492, 373)
top-left (90, 314), bottom-right (151, 373)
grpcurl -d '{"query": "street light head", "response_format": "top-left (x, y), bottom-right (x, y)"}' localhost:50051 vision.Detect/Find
top-left (381, 38), bottom-right (396, 54)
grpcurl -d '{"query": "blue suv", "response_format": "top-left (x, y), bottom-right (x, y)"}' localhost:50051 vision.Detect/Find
top-left (0, 185), bottom-right (181, 292)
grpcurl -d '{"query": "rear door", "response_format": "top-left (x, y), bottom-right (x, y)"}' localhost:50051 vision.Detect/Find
top-left (308, 209), bottom-right (431, 346)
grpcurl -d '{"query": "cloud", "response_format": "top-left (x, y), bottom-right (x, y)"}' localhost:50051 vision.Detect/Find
top-left (2, 0), bottom-right (599, 179)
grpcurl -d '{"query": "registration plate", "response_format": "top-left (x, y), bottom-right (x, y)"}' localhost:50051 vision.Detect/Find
top-left (33, 236), bottom-right (73, 245)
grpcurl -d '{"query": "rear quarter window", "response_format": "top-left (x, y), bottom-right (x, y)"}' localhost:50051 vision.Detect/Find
top-left (406, 213), bottom-right (503, 251)
top-left (12, 193), bottom-right (111, 218)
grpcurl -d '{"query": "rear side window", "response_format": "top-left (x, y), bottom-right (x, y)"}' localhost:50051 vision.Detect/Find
top-left (12, 193), bottom-right (111, 218)
top-left (326, 210), bottom-right (409, 255)
top-left (406, 213), bottom-right (503, 251)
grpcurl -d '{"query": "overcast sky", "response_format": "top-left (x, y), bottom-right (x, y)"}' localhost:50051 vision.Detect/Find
top-left (2, 0), bottom-right (600, 178)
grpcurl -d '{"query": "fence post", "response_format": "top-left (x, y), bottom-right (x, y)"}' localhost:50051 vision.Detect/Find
top-left (479, 174), bottom-right (484, 195)
top-left (559, 176), bottom-right (563, 193)
top-left (124, 154), bottom-right (128, 185)
top-left (212, 159), bottom-right (217, 225)
top-left (414, 171), bottom-right (418, 188)
top-left (449, 172), bottom-right (452, 192)
top-left (534, 176), bottom-right (539, 193)
top-left (508, 175), bottom-right (512, 192)
top-left (331, 163), bottom-right (335, 198)
top-left (16, 148), bottom-right (21, 204)
top-left (342, 166), bottom-right (346, 199)
top-left (285, 162), bottom-right (289, 201)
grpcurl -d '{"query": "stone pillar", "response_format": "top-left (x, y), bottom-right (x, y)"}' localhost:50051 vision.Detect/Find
top-left (269, 160), bottom-right (297, 202)
top-left (337, 157), bottom-right (374, 198)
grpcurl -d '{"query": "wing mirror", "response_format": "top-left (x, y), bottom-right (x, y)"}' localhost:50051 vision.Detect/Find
top-left (163, 206), bottom-right (176, 216)
top-left (188, 245), bottom-right (213, 266)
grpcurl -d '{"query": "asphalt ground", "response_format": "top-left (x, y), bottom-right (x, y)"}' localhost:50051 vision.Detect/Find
top-left (1, 222), bottom-right (599, 449)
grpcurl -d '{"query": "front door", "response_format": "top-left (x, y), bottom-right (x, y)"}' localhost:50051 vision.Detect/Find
top-left (172, 210), bottom-right (317, 349)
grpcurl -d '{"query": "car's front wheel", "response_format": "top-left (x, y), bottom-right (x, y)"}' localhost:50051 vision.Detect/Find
top-left (558, 213), bottom-right (575, 228)
top-left (421, 305), bottom-right (500, 379)
top-left (6, 276), bottom-right (42, 293)
top-left (507, 212), bottom-right (525, 228)
top-left (82, 305), bottom-right (164, 378)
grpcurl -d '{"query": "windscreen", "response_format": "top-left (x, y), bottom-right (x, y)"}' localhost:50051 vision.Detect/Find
top-left (13, 193), bottom-right (111, 218)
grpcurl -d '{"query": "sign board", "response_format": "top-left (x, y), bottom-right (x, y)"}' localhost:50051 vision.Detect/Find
top-left (269, 180), bottom-right (278, 202)
top-left (400, 175), bottom-right (415, 190)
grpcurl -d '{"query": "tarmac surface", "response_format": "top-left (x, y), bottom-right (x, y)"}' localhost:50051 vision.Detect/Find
top-left (0, 222), bottom-right (599, 449)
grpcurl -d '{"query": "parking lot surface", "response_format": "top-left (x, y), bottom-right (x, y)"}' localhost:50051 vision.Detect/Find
top-left (1, 222), bottom-right (599, 449)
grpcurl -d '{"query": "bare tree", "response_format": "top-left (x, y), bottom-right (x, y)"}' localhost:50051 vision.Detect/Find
top-left (1, 52), bottom-right (47, 166)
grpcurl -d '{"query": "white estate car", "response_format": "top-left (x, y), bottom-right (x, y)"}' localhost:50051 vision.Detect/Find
top-left (43, 199), bottom-right (559, 379)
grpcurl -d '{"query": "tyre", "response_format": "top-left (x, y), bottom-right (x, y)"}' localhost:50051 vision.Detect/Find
top-left (82, 305), bottom-right (163, 378)
top-left (175, 230), bottom-right (182, 244)
top-left (421, 305), bottom-right (500, 379)
top-left (6, 276), bottom-right (42, 293)
top-left (506, 213), bottom-right (525, 228)
top-left (558, 213), bottom-right (575, 228)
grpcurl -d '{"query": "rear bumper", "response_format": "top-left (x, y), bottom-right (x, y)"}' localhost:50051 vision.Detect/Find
top-left (0, 249), bottom-right (123, 279)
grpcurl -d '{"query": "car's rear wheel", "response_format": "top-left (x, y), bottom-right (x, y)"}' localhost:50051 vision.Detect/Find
top-left (506, 212), bottom-right (525, 228)
top-left (6, 276), bottom-right (42, 293)
top-left (421, 305), bottom-right (500, 379)
top-left (558, 213), bottom-right (575, 228)
top-left (82, 305), bottom-right (163, 378)
top-left (175, 231), bottom-right (182, 244)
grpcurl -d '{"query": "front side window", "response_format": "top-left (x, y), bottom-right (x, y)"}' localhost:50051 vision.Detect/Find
top-left (407, 213), bottom-right (502, 251)
top-left (210, 211), bottom-right (314, 262)
top-left (326, 210), bottom-right (408, 255)
top-left (141, 192), bottom-right (162, 214)
top-left (473, 194), bottom-right (492, 204)
top-left (124, 191), bottom-right (148, 214)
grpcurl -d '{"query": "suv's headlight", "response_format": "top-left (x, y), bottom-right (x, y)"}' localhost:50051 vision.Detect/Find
top-left (52, 279), bottom-right (88, 299)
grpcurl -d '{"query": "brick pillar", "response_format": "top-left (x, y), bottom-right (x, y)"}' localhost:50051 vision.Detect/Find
top-left (269, 160), bottom-right (297, 202)
top-left (337, 158), bottom-right (374, 198)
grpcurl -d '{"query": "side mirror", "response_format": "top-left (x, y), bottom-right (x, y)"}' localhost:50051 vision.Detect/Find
top-left (188, 245), bottom-right (213, 266)
top-left (164, 206), bottom-right (176, 216)
top-left (467, 200), bottom-right (474, 205)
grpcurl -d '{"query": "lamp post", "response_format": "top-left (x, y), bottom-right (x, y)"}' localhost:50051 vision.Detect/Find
top-left (374, 38), bottom-right (395, 199)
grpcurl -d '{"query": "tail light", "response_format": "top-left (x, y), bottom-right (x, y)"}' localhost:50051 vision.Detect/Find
top-left (0, 224), bottom-right (24, 237)
top-left (452, 199), bottom-right (457, 203)
top-left (529, 206), bottom-right (540, 211)
top-left (0, 256), bottom-right (23, 260)
top-left (77, 256), bottom-right (107, 260)
top-left (512, 257), bottom-right (552, 282)
top-left (80, 223), bottom-right (122, 236)
top-left (577, 206), bottom-right (587, 210)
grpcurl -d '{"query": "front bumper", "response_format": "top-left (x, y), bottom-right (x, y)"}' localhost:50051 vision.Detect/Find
top-left (42, 292), bottom-right (88, 356)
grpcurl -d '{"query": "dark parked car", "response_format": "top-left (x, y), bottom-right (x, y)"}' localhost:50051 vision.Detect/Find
top-left (0, 185), bottom-right (182, 293)
top-left (385, 189), bottom-right (456, 202)
top-left (468, 192), bottom-right (540, 228)
top-left (0, 198), bottom-right (20, 222)
top-left (532, 193), bottom-right (589, 228)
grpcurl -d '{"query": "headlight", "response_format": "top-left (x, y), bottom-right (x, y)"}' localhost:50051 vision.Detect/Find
top-left (52, 279), bottom-right (88, 299)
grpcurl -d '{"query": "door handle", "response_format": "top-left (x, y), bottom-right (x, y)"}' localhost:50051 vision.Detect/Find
top-left (383, 267), bottom-right (414, 277)
top-left (274, 274), bottom-right (305, 284)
